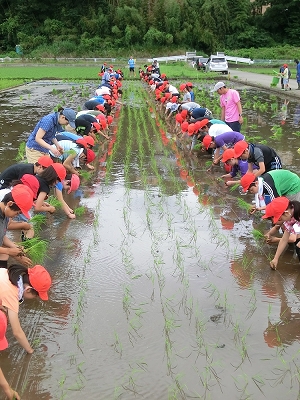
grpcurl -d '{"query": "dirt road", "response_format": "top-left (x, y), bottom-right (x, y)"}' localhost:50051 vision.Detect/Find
top-left (228, 69), bottom-right (300, 98)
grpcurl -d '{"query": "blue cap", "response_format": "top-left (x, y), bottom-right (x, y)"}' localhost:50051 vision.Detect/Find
top-left (62, 108), bottom-right (76, 128)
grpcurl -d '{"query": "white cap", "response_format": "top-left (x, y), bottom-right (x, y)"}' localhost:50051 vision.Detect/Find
top-left (211, 81), bottom-right (226, 92)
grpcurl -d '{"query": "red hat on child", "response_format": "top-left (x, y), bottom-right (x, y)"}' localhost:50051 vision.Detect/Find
top-left (28, 265), bottom-right (52, 300)
top-left (202, 135), bottom-right (213, 150)
top-left (11, 184), bottom-right (34, 218)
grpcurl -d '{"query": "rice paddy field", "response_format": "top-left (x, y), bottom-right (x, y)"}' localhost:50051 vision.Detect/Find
top-left (0, 75), bottom-right (300, 400)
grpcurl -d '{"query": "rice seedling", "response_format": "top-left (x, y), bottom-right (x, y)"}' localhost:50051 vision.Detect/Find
top-left (20, 237), bottom-right (48, 264)
top-left (237, 198), bottom-right (252, 212)
top-left (270, 124), bottom-right (283, 140)
top-left (29, 213), bottom-right (47, 234)
top-left (47, 195), bottom-right (62, 208)
top-left (74, 206), bottom-right (85, 216)
top-left (15, 142), bottom-right (26, 162)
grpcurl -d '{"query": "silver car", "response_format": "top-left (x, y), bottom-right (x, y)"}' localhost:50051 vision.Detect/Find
top-left (206, 55), bottom-right (228, 74)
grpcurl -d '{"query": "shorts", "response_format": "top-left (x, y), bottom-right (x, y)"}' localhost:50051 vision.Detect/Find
top-left (26, 147), bottom-right (48, 164)
top-left (129, 67), bottom-right (135, 72)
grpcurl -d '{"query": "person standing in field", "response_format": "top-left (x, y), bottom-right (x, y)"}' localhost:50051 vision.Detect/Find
top-left (212, 82), bottom-right (243, 132)
top-left (281, 64), bottom-right (291, 91)
top-left (294, 59), bottom-right (300, 90)
top-left (128, 56), bottom-right (135, 77)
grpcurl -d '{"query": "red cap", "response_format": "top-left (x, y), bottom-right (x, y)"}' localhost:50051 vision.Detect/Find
top-left (221, 148), bottom-right (235, 163)
top-left (86, 149), bottom-right (95, 164)
top-left (179, 83), bottom-right (186, 91)
top-left (161, 73), bottom-right (166, 78)
top-left (202, 135), bottom-right (212, 150)
top-left (96, 104), bottom-right (105, 112)
top-left (84, 136), bottom-right (95, 147)
top-left (20, 174), bottom-right (39, 199)
top-left (165, 93), bottom-right (172, 99)
top-left (197, 119), bottom-right (209, 130)
top-left (181, 121), bottom-right (189, 132)
top-left (92, 122), bottom-right (101, 132)
top-left (240, 172), bottom-right (256, 192)
top-left (175, 114), bottom-right (183, 124)
top-left (234, 141), bottom-right (248, 158)
top-left (187, 123), bottom-right (195, 136)
top-left (262, 197), bottom-right (290, 223)
top-left (171, 96), bottom-right (177, 103)
top-left (107, 115), bottom-right (113, 125)
top-left (75, 138), bottom-right (87, 148)
top-left (181, 110), bottom-right (188, 119)
top-left (283, 64), bottom-right (288, 67)
top-left (100, 119), bottom-right (107, 129)
top-left (0, 311), bottom-right (8, 350)
top-left (11, 184), bottom-right (34, 218)
top-left (51, 163), bottom-right (67, 182)
top-left (28, 265), bottom-right (52, 300)
top-left (68, 174), bottom-right (80, 194)
top-left (186, 82), bottom-right (193, 87)
top-left (102, 94), bottom-right (111, 100)
top-left (37, 155), bottom-right (53, 168)
top-left (160, 97), bottom-right (166, 103)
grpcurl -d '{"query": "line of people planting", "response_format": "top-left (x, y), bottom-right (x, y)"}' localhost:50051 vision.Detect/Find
top-left (0, 66), bottom-right (123, 398)
top-left (141, 63), bottom-right (300, 272)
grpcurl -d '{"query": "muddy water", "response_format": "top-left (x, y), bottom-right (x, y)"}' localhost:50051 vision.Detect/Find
top-left (0, 80), bottom-right (300, 400)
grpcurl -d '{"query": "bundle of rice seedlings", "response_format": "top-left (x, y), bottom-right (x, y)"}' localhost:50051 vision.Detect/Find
top-left (74, 206), bottom-right (86, 216)
top-left (20, 238), bottom-right (48, 264)
top-left (29, 214), bottom-right (47, 235)
top-left (47, 195), bottom-right (62, 208)
top-left (15, 142), bottom-right (26, 162)
top-left (237, 198), bottom-right (252, 212)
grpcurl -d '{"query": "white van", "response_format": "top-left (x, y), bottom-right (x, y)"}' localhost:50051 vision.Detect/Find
top-left (206, 54), bottom-right (228, 74)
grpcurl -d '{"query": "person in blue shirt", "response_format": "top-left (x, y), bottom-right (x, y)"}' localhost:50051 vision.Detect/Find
top-left (295, 59), bottom-right (300, 90)
top-left (26, 107), bottom-right (76, 164)
top-left (128, 56), bottom-right (135, 77)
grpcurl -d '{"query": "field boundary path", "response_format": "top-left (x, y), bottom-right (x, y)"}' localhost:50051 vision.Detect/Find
top-left (229, 70), bottom-right (300, 98)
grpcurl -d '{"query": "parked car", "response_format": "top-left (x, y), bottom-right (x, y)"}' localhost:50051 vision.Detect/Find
top-left (206, 55), bottom-right (228, 74)
top-left (195, 57), bottom-right (209, 71)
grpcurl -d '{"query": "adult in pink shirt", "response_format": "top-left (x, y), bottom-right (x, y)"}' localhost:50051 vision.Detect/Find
top-left (212, 81), bottom-right (243, 132)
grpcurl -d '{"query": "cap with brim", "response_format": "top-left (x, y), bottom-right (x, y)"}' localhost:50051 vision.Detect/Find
top-left (11, 184), bottom-right (34, 218)
top-left (20, 174), bottom-right (39, 199)
top-left (84, 136), bottom-right (95, 147)
top-left (96, 104), bottom-right (105, 112)
top-left (221, 148), bottom-right (235, 163)
top-left (262, 197), bottom-right (290, 223)
top-left (28, 265), bottom-right (52, 300)
top-left (68, 174), bottom-right (80, 194)
top-left (202, 135), bottom-right (213, 150)
top-left (76, 138), bottom-right (87, 148)
top-left (240, 172), bottom-right (256, 192)
top-left (234, 141), bottom-right (248, 158)
top-left (37, 155), bottom-right (53, 168)
top-left (62, 108), bottom-right (76, 129)
top-left (197, 118), bottom-right (210, 130)
top-left (86, 149), bottom-right (96, 164)
top-left (211, 81), bottom-right (226, 92)
top-left (51, 163), bottom-right (66, 182)
top-left (0, 311), bottom-right (8, 350)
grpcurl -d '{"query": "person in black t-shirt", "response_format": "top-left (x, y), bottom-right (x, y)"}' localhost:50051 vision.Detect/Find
top-left (0, 155), bottom-right (53, 190)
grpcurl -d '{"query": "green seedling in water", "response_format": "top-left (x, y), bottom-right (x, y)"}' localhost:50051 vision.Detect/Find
top-left (78, 170), bottom-right (91, 180)
top-left (237, 198), bottom-right (252, 212)
top-left (29, 214), bottom-right (47, 234)
top-left (252, 229), bottom-right (264, 241)
top-left (292, 131), bottom-right (300, 137)
top-left (15, 142), bottom-right (26, 162)
top-left (74, 206), bottom-right (85, 216)
top-left (47, 195), bottom-right (62, 208)
top-left (193, 144), bottom-right (201, 151)
top-left (20, 237), bottom-right (48, 264)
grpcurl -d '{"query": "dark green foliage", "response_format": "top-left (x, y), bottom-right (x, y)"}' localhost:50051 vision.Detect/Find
top-left (0, 0), bottom-right (299, 54)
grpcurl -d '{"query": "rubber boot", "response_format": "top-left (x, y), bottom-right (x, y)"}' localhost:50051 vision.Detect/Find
top-left (297, 83), bottom-right (300, 90)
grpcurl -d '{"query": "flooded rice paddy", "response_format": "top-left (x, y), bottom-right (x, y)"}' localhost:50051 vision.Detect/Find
top-left (0, 79), bottom-right (300, 399)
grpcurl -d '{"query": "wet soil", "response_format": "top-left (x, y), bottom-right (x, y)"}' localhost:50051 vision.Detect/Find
top-left (0, 79), bottom-right (300, 400)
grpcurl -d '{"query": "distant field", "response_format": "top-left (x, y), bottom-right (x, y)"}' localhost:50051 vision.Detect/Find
top-left (0, 62), bottom-right (292, 91)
